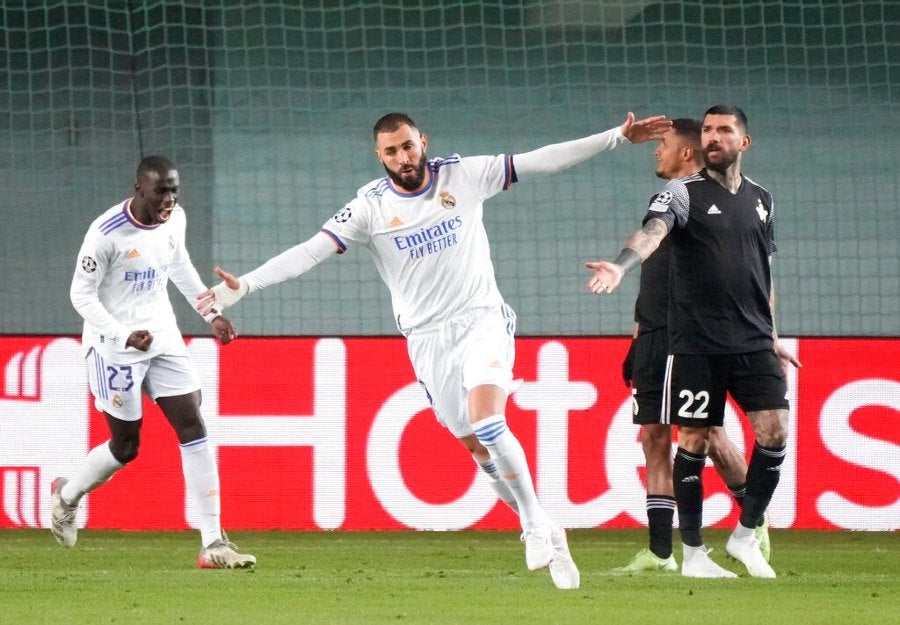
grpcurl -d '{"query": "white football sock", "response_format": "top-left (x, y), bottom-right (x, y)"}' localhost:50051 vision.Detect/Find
top-left (473, 414), bottom-right (548, 530)
top-left (478, 458), bottom-right (519, 512)
top-left (60, 440), bottom-right (123, 507)
top-left (732, 521), bottom-right (755, 540)
top-left (682, 544), bottom-right (708, 562)
top-left (180, 437), bottom-right (222, 548)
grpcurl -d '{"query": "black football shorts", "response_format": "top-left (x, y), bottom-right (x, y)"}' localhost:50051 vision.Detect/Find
top-left (631, 328), bottom-right (669, 425)
top-left (665, 350), bottom-right (789, 427)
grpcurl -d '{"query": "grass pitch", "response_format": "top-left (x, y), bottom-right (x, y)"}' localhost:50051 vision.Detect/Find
top-left (1, 529), bottom-right (896, 625)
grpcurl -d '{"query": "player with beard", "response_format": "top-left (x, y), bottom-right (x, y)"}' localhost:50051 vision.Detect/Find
top-left (196, 111), bottom-right (671, 589)
top-left (615, 118), bottom-right (763, 574)
top-left (585, 106), bottom-right (801, 578)
top-left (54, 156), bottom-right (256, 569)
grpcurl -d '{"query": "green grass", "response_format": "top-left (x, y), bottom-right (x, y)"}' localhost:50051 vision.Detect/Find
top-left (1, 529), bottom-right (897, 625)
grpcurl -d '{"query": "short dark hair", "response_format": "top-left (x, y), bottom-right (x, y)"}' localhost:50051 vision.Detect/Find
top-left (671, 118), bottom-right (702, 145)
top-left (136, 155), bottom-right (175, 180)
top-left (670, 118), bottom-right (702, 164)
top-left (704, 105), bottom-right (748, 133)
top-left (373, 112), bottom-right (418, 141)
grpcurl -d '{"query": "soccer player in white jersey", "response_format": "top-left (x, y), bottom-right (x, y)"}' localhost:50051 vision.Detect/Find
top-left (53, 156), bottom-right (256, 569)
top-left (197, 112), bottom-right (671, 588)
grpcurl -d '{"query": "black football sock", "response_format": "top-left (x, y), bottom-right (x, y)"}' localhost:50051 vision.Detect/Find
top-left (646, 494), bottom-right (676, 558)
top-left (673, 448), bottom-right (706, 547)
top-left (728, 481), bottom-right (746, 509)
top-left (740, 442), bottom-right (786, 529)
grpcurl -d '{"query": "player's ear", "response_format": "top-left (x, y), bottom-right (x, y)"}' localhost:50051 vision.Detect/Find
top-left (741, 133), bottom-right (752, 152)
top-left (419, 132), bottom-right (428, 152)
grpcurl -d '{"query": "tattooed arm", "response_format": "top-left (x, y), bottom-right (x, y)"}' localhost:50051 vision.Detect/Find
top-left (584, 217), bottom-right (669, 295)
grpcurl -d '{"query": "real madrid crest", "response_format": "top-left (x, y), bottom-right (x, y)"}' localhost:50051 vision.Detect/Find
top-left (440, 191), bottom-right (456, 210)
top-left (112, 394), bottom-right (124, 409)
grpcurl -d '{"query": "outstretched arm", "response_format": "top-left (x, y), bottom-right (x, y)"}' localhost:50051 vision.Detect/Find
top-left (196, 231), bottom-right (339, 314)
top-left (584, 217), bottom-right (668, 295)
top-left (512, 112), bottom-right (671, 177)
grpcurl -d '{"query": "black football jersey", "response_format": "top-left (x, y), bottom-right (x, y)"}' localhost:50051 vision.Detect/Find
top-left (644, 169), bottom-right (777, 354)
top-left (634, 194), bottom-right (671, 334)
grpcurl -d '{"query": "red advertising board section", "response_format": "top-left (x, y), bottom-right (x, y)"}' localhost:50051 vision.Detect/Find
top-left (0, 336), bottom-right (897, 531)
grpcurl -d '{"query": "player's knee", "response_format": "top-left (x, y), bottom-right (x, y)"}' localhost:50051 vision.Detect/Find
top-left (677, 427), bottom-right (709, 454)
top-left (642, 424), bottom-right (671, 445)
top-left (109, 438), bottom-right (140, 464)
top-left (751, 410), bottom-right (789, 448)
top-left (757, 430), bottom-right (787, 448)
top-left (176, 419), bottom-right (207, 445)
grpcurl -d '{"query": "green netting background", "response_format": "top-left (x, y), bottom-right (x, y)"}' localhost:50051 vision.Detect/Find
top-left (1, 0), bottom-right (897, 336)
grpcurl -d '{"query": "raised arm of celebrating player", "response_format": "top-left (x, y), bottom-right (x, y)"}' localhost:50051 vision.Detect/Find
top-left (196, 232), bottom-right (338, 315)
top-left (198, 112), bottom-right (671, 316)
top-left (513, 112), bottom-right (670, 176)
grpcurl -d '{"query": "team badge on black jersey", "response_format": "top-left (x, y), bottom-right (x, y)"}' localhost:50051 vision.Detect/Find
top-left (81, 256), bottom-right (97, 273)
top-left (440, 191), bottom-right (456, 209)
top-left (333, 207), bottom-right (352, 223)
top-left (755, 199), bottom-right (768, 223)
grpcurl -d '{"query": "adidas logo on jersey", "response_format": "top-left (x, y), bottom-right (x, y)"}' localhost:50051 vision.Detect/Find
top-left (389, 216), bottom-right (404, 228)
top-left (707, 205), bottom-right (722, 215)
top-left (126, 248), bottom-right (141, 258)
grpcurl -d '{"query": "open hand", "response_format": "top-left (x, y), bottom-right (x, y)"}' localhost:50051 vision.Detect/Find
top-left (620, 112), bottom-right (672, 144)
top-left (585, 261), bottom-right (625, 295)
top-left (197, 266), bottom-right (247, 315)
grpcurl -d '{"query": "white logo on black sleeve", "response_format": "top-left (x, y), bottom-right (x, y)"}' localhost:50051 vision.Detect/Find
top-left (649, 191), bottom-right (673, 212)
top-left (81, 256), bottom-right (97, 273)
top-left (333, 207), bottom-right (352, 223)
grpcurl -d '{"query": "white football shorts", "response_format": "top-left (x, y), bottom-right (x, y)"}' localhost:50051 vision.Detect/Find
top-left (406, 304), bottom-right (517, 438)
top-left (86, 348), bottom-right (201, 421)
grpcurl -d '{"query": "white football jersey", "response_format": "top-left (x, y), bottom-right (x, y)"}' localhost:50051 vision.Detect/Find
top-left (70, 199), bottom-right (209, 360)
top-left (322, 154), bottom-right (513, 332)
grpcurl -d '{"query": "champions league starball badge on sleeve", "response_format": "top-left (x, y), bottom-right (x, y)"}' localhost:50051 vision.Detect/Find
top-left (333, 207), bottom-right (352, 223)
